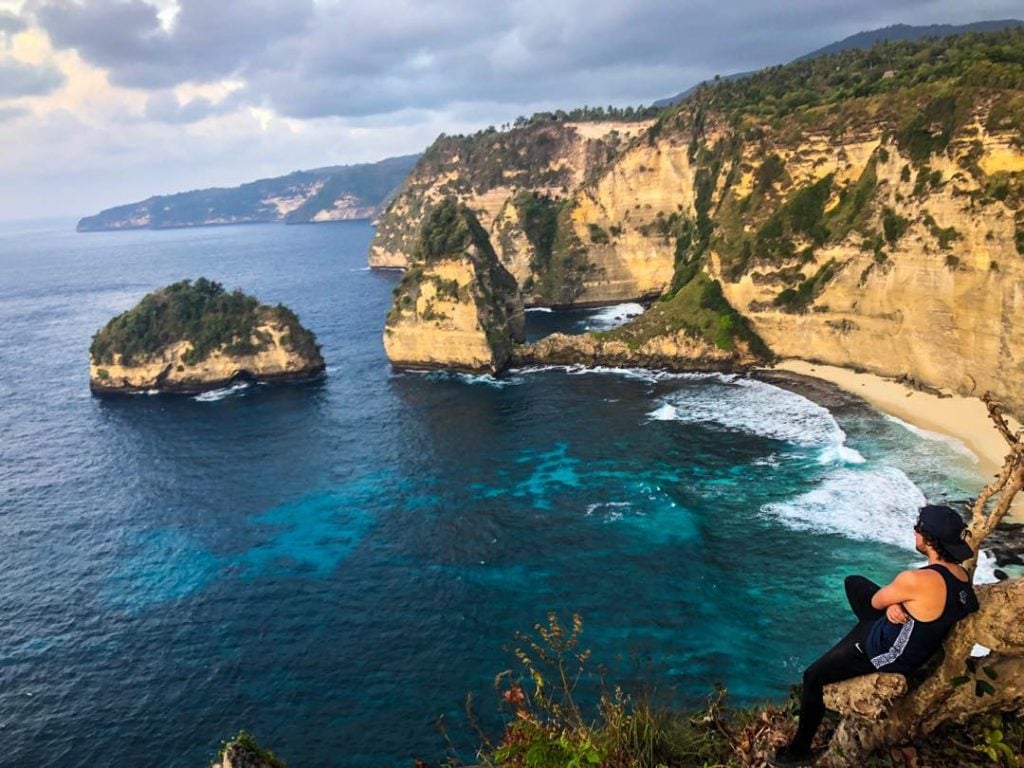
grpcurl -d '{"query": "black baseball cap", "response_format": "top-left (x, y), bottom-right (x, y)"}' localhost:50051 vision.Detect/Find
top-left (917, 504), bottom-right (974, 563)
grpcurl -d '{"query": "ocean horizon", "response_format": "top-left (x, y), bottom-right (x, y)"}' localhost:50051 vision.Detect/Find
top-left (0, 220), bottom-right (990, 766)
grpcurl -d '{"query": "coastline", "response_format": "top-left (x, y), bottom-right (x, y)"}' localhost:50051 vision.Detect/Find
top-left (770, 359), bottom-right (1023, 522)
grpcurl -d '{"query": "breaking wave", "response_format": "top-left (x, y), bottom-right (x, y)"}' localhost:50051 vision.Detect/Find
top-left (584, 302), bottom-right (645, 330)
top-left (192, 381), bottom-right (251, 402)
top-left (761, 466), bottom-right (926, 547)
top-left (647, 376), bottom-right (866, 465)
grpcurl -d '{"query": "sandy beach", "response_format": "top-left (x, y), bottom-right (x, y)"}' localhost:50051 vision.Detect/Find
top-left (772, 359), bottom-right (1023, 522)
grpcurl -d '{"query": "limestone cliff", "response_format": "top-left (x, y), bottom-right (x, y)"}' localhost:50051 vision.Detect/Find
top-left (89, 279), bottom-right (324, 394)
top-left (557, 29), bottom-right (1024, 417)
top-left (369, 117), bottom-right (653, 305)
top-left (383, 199), bottom-right (525, 373)
top-left (374, 31), bottom-right (1024, 414)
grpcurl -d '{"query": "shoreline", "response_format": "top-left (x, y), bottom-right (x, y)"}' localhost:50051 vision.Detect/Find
top-left (770, 359), bottom-right (1023, 523)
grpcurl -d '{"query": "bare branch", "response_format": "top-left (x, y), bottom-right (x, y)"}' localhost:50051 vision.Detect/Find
top-left (965, 395), bottom-right (1024, 561)
top-left (982, 392), bottom-right (1023, 453)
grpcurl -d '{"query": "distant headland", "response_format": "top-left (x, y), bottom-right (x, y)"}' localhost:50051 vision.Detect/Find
top-left (76, 155), bottom-right (418, 232)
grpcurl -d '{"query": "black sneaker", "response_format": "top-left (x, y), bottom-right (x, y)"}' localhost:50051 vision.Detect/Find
top-left (773, 744), bottom-right (814, 766)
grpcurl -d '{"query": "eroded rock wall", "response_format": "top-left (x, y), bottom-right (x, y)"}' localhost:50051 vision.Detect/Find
top-left (383, 203), bottom-right (525, 373)
top-left (369, 121), bottom-right (652, 287)
top-left (90, 323), bottom-right (324, 394)
top-left (710, 121), bottom-right (1024, 417)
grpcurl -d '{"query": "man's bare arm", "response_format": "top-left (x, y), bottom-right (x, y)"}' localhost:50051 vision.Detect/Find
top-left (871, 570), bottom-right (922, 611)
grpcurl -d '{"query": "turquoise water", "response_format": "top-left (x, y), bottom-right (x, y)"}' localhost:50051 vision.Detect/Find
top-left (0, 220), bottom-right (988, 766)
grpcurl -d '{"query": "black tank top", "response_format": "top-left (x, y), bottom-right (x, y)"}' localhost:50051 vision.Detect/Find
top-left (865, 564), bottom-right (979, 674)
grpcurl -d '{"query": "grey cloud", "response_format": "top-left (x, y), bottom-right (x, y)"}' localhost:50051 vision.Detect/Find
top-left (31, 0), bottom-right (314, 88)
top-left (28, 0), bottom-right (1024, 120)
top-left (0, 105), bottom-right (28, 121)
top-left (142, 91), bottom-right (242, 124)
top-left (0, 10), bottom-right (28, 35)
top-left (0, 59), bottom-right (65, 97)
top-left (234, 0), bottom-right (1015, 118)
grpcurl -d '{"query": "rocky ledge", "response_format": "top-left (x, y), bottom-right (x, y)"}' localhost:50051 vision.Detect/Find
top-left (511, 329), bottom-right (744, 371)
top-left (89, 278), bottom-right (324, 394)
top-left (383, 198), bottom-right (525, 373)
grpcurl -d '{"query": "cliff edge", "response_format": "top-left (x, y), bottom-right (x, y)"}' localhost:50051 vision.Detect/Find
top-left (89, 278), bottom-right (325, 394)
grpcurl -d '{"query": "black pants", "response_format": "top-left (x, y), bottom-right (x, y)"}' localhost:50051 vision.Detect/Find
top-left (789, 575), bottom-right (882, 752)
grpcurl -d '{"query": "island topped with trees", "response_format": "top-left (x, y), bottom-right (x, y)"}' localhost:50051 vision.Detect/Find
top-left (89, 278), bottom-right (324, 394)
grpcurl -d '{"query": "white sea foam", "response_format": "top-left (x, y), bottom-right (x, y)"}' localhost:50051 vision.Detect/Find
top-left (526, 307), bottom-right (554, 313)
top-left (513, 363), bottom-right (731, 386)
top-left (193, 382), bottom-right (251, 402)
top-left (585, 501), bottom-right (633, 521)
top-left (585, 302), bottom-right (646, 330)
top-left (649, 403), bottom-right (678, 421)
top-left (974, 549), bottom-right (998, 585)
top-left (420, 370), bottom-right (524, 388)
top-left (761, 466), bottom-right (926, 547)
top-left (882, 414), bottom-right (979, 462)
top-left (648, 377), bottom-right (865, 464)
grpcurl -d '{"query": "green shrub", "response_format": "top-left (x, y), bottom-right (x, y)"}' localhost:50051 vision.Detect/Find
top-left (774, 259), bottom-right (840, 312)
top-left (882, 207), bottom-right (911, 245)
top-left (416, 198), bottom-right (472, 262)
top-left (755, 154), bottom-right (786, 191)
top-left (923, 213), bottom-right (963, 250)
top-left (826, 159), bottom-right (877, 241)
top-left (514, 191), bottom-right (559, 272)
top-left (897, 93), bottom-right (961, 163)
top-left (476, 614), bottom-right (741, 768)
top-left (587, 223), bottom-right (610, 244)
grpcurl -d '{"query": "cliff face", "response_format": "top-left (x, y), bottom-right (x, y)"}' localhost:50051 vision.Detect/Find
top-left (556, 32), bottom-right (1024, 417)
top-left (369, 120), bottom-right (653, 305)
top-left (90, 322), bottom-right (324, 394)
top-left (378, 31), bottom-right (1024, 415)
top-left (383, 200), bottom-right (525, 373)
top-left (77, 155), bottom-right (418, 231)
top-left (564, 138), bottom-right (696, 304)
top-left (713, 122), bottom-right (1024, 415)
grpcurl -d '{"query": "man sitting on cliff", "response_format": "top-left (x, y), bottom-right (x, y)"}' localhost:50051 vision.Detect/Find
top-left (774, 504), bottom-right (980, 766)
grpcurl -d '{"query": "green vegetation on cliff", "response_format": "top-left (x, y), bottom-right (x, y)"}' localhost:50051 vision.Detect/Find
top-left (415, 119), bottom-right (626, 200)
top-left (639, 27), bottom-right (1024, 321)
top-left (371, 110), bottom-right (651, 275)
top-left (89, 278), bottom-right (319, 366)
top-left (414, 197), bottom-right (496, 263)
top-left (511, 192), bottom-right (594, 305)
top-left (675, 27), bottom-right (1024, 125)
top-left (214, 731), bottom-right (287, 768)
top-left (598, 272), bottom-right (768, 357)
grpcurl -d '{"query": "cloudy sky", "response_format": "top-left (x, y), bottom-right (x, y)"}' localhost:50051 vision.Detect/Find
top-left (0, 0), bottom-right (1020, 221)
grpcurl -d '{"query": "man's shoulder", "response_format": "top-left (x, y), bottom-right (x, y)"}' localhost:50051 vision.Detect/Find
top-left (894, 567), bottom-right (943, 591)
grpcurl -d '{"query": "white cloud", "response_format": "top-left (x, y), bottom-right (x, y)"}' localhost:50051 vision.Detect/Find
top-left (0, 0), bottom-right (1019, 219)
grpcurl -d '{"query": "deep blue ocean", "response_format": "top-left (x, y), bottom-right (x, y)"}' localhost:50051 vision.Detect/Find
top-left (0, 220), bottom-right (989, 767)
